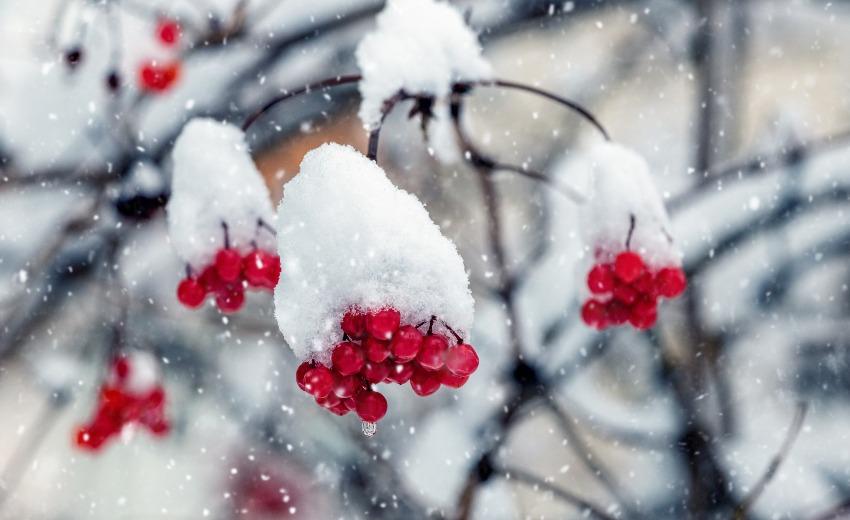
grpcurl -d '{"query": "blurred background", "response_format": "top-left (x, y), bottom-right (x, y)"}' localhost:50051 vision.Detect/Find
top-left (1, 0), bottom-right (850, 518)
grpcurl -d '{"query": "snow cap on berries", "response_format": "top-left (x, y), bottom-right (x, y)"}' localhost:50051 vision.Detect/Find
top-left (568, 142), bottom-right (681, 268)
top-left (274, 143), bottom-right (474, 363)
top-left (112, 351), bottom-right (160, 396)
top-left (167, 118), bottom-right (276, 269)
top-left (355, 0), bottom-right (492, 130)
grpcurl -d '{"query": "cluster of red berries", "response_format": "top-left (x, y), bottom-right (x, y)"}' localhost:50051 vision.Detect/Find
top-left (177, 248), bottom-right (281, 313)
top-left (581, 251), bottom-right (687, 330)
top-left (295, 308), bottom-right (480, 425)
top-left (139, 18), bottom-right (182, 93)
top-left (75, 356), bottom-right (169, 451)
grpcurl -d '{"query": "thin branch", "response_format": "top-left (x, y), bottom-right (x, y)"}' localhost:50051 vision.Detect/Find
top-left (498, 465), bottom-right (618, 520)
top-left (733, 402), bottom-right (809, 519)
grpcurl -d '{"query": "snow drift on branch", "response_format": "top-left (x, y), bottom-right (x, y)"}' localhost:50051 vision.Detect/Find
top-left (563, 142), bottom-right (681, 268)
top-left (167, 118), bottom-right (276, 269)
top-left (355, 0), bottom-right (491, 130)
top-left (274, 143), bottom-right (474, 363)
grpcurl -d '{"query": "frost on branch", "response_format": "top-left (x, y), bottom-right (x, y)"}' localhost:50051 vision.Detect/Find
top-left (273, 143), bottom-right (474, 364)
top-left (355, 0), bottom-right (491, 130)
top-left (560, 142), bottom-right (686, 330)
top-left (167, 118), bottom-right (279, 313)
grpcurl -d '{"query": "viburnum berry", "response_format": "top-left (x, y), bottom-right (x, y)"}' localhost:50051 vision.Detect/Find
top-left (215, 285), bottom-right (245, 313)
top-left (410, 366), bottom-right (441, 396)
top-left (176, 277), bottom-right (206, 308)
top-left (139, 60), bottom-right (180, 92)
top-left (386, 362), bottom-right (415, 384)
top-left (581, 300), bottom-right (607, 330)
top-left (364, 337), bottom-right (390, 363)
top-left (366, 308), bottom-right (400, 340)
top-left (612, 281), bottom-right (638, 305)
top-left (333, 374), bottom-right (360, 399)
top-left (445, 343), bottom-right (479, 376)
top-left (655, 267), bottom-right (687, 298)
top-left (361, 360), bottom-right (390, 384)
top-left (295, 362), bottom-right (312, 391)
top-left (303, 366), bottom-right (334, 398)
top-left (215, 248), bottom-right (243, 282)
top-left (331, 342), bottom-right (365, 376)
top-left (587, 264), bottom-right (615, 294)
top-left (440, 369), bottom-right (469, 389)
top-left (243, 250), bottom-right (280, 289)
top-left (417, 334), bottom-right (448, 371)
top-left (341, 310), bottom-right (366, 339)
top-left (355, 390), bottom-right (388, 422)
top-left (629, 296), bottom-right (658, 330)
top-left (156, 18), bottom-right (181, 46)
top-left (614, 251), bottom-right (645, 283)
top-left (389, 325), bottom-right (423, 362)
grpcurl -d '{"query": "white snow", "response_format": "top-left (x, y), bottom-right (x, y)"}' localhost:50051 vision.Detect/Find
top-left (355, 0), bottom-right (492, 129)
top-left (115, 350), bottom-right (160, 396)
top-left (557, 142), bottom-right (682, 269)
top-left (274, 143), bottom-right (474, 363)
top-left (166, 118), bottom-right (276, 270)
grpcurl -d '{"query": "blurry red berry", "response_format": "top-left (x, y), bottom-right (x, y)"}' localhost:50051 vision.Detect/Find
top-left (177, 277), bottom-right (206, 308)
top-left (389, 325), bottom-right (423, 362)
top-left (364, 337), bottom-right (390, 363)
top-left (243, 250), bottom-right (280, 289)
top-left (386, 362), bottom-right (415, 384)
top-left (303, 366), bottom-right (334, 398)
top-left (361, 360), bottom-right (390, 384)
top-left (410, 367), bottom-right (441, 396)
top-left (215, 285), bottom-right (245, 313)
top-left (341, 310), bottom-right (366, 338)
top-left (587, 264), bottom-right (615, 294)
top-left (655, 267), bottom-right (687, 298)
top-left (215, 249), bottom-right (243, 282)
top-left (139, 60), bottom-right (180, 92)
top-left (614, 251), bottom-right (645, 283)
top-left (199, 265), bottom-right (224, 293)
top-left (440, 369), bottom-right (469, 389)
top-left (355, 390), bottom-right (387, 422)
top-left (629, 296), bottom-right (658, 330)
top-left (612, 281), bottom-right (638, 305)
top-left (632, 272), bottom-right (656, 296)
top-left (606, 300), bottom-right (630, 325)
top-left (366, 308), bottom-right (400, 340)
top-left (156, 18), bottom-right (181, 46)
top-left (331, 342), bottom-right (365, 376)
top-left (445, 343), bottom-right (479, 377)
top-left (113, 357), bottom-right (130, 381)
top-left (581, 299), bottom-right (607, 329)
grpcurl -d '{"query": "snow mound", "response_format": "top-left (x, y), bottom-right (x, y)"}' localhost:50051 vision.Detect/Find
top-left (355, 0), bottom-right (492, 129)
top-left (561, 142), bottom-right (681, 268)
top-left (274, 143), bottom-right (474, 362)
top-left (167, 118), bottom-right (276, 269)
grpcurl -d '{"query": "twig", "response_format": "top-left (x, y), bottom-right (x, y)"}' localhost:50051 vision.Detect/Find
top-left (498, 465), bottom-right (618, 520)
top-left (732, 402), bottom-right (809, 519)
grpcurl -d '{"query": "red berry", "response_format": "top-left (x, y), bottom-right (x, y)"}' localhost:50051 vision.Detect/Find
top-left (215, 249), bottom-right (243, 282)
top-left (156, 19), bottom-right (181, 46)
top-left (177, 277), bottom-right (206, 308)
top-left (606, 300), bottom-right (630, 325)
top-left (139, 60), bottom-right (180, 92)
top-left (355, 390), bottom-right (388, 422)
top-left (410, 367), bottom-right (441, 396)
top-left (113, 357), bottom-right (130, 382)
top-left (587, 264), bottom-right (615, 294)
top-left (215, 285), bottom-right (245, 313)
top-left (343, 397), bottom-right (357, 411)
top-left (632, 272), bottom-right (657, 296)
top-left (341, 310), bottom-right (366, 339)
top-left (629, 297), bottom-right (658, 330)
top-left (303, 366), bottom-right (334, 398)
top-left (417, 335), bottom-right (448, 371)
top-left (445, 343), bottom-right (479, 377)
top-left (364, 337), bottom-right (390, 363)
top-left (612, 281), bottom-right (638, 305)
top-left (440, 369), bottom-right (469, 389)
top-left (581, 299), bottom-right (607, 329)
top-left (389, 325), bottom-right (423, 362)
top-left (366, 308), bottom-right (400, 340)
top-left (243, 250), bottom-right (280, 289)
top-left (361, 360), bottom-right (390, 384)
top-left (655, 267), bottom-right (687, 298)
top-left (386, 362), bottom-right (415, 384)
top-left (295, 362), bottom-right (312, 391)
top-left (331, 342), bottom-right (365, 376)
top-left (333, 374), bottom-right (360, 399)
top-left (199, 265), bottom-right (224, 293)
top-left (614, 251), bottom-right (645, 283)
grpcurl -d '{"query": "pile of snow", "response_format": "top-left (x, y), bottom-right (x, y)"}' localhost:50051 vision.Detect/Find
top-left (558, 142), bottom-right (681, 268)
top-left (274, 143), bottom-right (474, 363)
top-left (355, 0), bottom-right (492, 130)
top-left (167, 118), bottom-right (276, 269)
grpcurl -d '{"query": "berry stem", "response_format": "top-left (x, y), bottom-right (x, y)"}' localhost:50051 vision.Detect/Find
top-left (367, 90), bottom-right (411, 161)
top-left (221, 221), bottom-right (230, 249)
top-left (427, 315), bottom-right (436, 335)
top-left (440, 320), bottom-right (464, 344)
top-left (626, 214), bottom-right (636, 251)
top-left (257, 217), bottom-right (277, 237)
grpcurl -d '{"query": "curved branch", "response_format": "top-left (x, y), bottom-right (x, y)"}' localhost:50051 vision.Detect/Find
top-left (241, 74), bottom-right (362, 131)
top-left (498, 465), bottom-right (618, 520)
